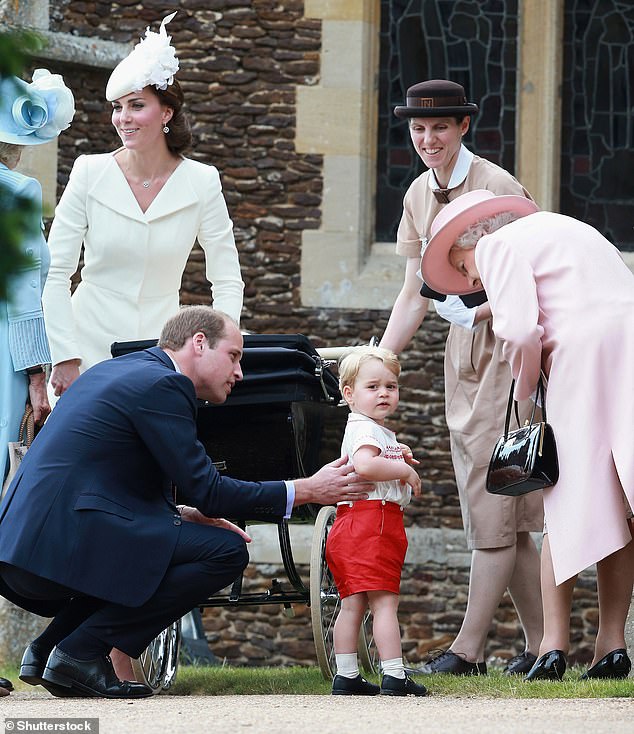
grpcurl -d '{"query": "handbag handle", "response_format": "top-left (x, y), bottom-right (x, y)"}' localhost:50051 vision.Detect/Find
top-left (505, 376), bottom-right (547, 439)
top-left (19, 404), bottom-right (35, 447)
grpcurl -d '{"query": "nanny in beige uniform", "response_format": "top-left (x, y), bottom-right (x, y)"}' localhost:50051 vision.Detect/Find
top-left (380, 80), bottom-right (543, 676)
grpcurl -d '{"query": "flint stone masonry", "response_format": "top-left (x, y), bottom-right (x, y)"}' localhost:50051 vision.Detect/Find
top-left (0, 0), bottom-right (613, 668)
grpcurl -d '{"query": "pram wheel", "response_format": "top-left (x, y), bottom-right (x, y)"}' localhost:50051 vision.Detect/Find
top-left (310, 505), bottom-right (339, 679)
top-left (132, 619), bottom-right (181, 694)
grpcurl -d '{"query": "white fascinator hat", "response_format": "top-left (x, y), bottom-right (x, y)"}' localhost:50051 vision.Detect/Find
top-left (106, 12), bottom-right (180, 102)
top-left (0, 69), bottom-right (75, 146)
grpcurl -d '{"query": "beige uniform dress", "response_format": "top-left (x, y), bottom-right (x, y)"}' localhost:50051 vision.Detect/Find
top-left (396, 148), bottom-right (543, 549)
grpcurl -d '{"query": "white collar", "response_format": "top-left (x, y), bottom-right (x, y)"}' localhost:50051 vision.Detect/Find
top-left (165, 352), bottom-right (181, 373)
top-left (426, 144), bottom-right (474, 191)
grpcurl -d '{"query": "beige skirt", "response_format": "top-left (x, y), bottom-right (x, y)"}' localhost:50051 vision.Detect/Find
top-left (444, 320), bottom-right (544, 550)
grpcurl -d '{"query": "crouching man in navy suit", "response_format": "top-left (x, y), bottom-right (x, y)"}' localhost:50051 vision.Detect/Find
top-left (0, 306), bottom-right (370, 698)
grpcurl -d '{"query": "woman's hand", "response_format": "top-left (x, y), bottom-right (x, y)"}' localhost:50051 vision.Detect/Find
top-left (177, 505), bottom-right (252, 542)
top-left (50, 359), bottom-right (81, 397)
top-left (27, 372), bottom-right (51, 425)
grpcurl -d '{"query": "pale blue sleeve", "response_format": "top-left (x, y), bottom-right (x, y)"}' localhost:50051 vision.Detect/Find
top-left (6, 176), bottom-right (51, 371)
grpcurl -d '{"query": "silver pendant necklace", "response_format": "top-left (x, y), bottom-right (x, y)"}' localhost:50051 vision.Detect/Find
top-left (142, 180), bottom-right (151, 189)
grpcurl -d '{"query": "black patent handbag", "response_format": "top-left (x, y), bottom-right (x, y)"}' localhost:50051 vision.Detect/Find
top-left (486, 376), bottom-right (559, 496)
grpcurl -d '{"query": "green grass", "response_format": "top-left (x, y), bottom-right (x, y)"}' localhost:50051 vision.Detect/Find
top-left (3, 663), bottom-right (633, 698)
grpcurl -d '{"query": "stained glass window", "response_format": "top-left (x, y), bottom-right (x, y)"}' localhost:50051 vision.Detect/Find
top-left (561, 0), bottom-right (634, 250)
top-left (376, 0), bottom-right (520, 242)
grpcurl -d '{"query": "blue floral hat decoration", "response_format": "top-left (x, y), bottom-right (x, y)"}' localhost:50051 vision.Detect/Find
top-left (106, 12), bottom-right (180, 102)
top-left (0, 68), bottom-right (75, 146)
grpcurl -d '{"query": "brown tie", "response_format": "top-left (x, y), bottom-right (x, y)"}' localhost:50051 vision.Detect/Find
top-left (432, 188), bottom-right (451, 204)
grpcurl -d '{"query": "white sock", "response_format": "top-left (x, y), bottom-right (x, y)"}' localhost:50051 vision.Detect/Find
top-left (381, 657), bottom-right (405, 679)
top-left (335, 653), bottom-right (359, 679)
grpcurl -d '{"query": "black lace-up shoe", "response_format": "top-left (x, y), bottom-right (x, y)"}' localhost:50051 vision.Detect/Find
top-left (503, 651), bottom-right (538, 676)
top-left (380, 674), bottom-right (428, 697)
top-left (416, 649), bottom-right (487, 676)
top-left (42, 647), bottom-right (153, 699)
top-left (331, 673), bottom-right (380, 696)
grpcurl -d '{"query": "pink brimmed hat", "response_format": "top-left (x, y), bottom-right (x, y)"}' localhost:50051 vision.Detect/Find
top-left (420, 189), bottom-right (539, 295)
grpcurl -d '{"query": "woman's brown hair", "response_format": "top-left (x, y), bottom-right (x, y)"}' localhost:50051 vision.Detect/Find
top-left (149, 79), bottom-right (192, 155)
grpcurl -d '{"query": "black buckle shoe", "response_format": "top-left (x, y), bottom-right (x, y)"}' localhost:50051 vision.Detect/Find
top-left (42, 647), bottom-right (153, 699)
top-left (580, 649), bottom-right (631, 680)
top-left (380, 674), bottom-right (428, 697)
top-left (503, 650), bottom-right (538, 676)
top-left (415, 649), bottom-right (487, 676)
top-left (332, 674), bottom-right (380, 696)
top-left (524, 650), bottom-right (567, 681)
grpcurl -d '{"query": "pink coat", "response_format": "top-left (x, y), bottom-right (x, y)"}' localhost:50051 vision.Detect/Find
top-left (476, 211), bottom-right (634, 584)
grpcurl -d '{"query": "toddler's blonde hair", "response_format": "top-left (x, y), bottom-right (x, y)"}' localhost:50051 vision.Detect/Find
top-left (338, 346), bottom-right (401, 393)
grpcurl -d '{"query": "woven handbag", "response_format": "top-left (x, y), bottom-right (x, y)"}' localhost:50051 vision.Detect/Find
top-left (486, 377), bottom-right (558, 496)
top-left (2, 404), bottom-right (34, 499)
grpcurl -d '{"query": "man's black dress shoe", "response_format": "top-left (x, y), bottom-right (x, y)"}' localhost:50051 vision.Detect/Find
top-left (19, 642), bottom-right (50, 686)
top-left (0, 676), bottom-right (13, 691)
top-left (42, 647), bottom-right (153, 699)
top-left (331, 673), bottom-right (380, 696)
top-left (380, 674), bottom-right (428, 697)
top-left (580, 649), bottom-right (631, 680)
top-left (18, 642), bottom-right (81, 698)
top-left (415, 649), bottom-right (487, 676)
top-left (524, 650), bottom-right (567, 681)
top-left (503, 650), bottom-right (538, 676)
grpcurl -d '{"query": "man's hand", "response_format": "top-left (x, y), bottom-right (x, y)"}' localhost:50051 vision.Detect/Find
top-left (178, 506), bottom-right (252, 542)
top-left (292, 455), bottom-right (372, 506)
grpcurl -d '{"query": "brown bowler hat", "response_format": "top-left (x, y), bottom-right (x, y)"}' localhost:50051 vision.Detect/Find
top-left (394, 79), bottom-right (479, 119)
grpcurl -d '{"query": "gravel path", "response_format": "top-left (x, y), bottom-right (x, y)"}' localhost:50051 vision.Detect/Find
top-left (3, 690), bottom-right (633, 733)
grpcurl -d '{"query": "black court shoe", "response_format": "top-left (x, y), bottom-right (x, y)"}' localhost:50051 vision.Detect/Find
top-left (524, 650), bottom-right (567, 681)
top-left (580, 649), bottom-right (631, 680)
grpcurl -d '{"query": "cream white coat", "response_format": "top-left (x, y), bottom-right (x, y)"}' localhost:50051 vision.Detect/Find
top-left (42, 152), bottom-right (244, 369)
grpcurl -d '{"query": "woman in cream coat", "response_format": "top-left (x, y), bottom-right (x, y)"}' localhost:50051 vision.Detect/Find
top-left (43, 12), bottom-right (243, 396)
top-left (422, 189), bottom-right (634, 682)
top-left (41, 12), bottom-right (244, 681)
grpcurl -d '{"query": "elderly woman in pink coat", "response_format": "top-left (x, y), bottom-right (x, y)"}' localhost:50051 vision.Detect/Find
top-left (420, 189), bottom-right (634, 682)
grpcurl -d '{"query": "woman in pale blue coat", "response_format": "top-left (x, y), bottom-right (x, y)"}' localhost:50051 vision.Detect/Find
top-left (0, 157), bottom-right (51, 483)
top-left (0, 69), bottom-right (74, 696)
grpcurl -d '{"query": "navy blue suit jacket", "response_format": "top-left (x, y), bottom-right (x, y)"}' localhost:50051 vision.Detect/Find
top-left (0, 348), bottom-right (287, 607)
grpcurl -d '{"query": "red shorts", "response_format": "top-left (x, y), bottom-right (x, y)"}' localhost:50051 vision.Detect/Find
top-left (325, 500), bottom-right (407, 598)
